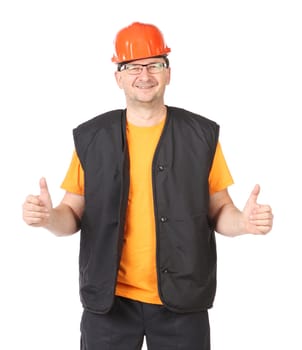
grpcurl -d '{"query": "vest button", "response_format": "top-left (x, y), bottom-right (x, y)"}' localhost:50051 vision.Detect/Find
top-left (160, 216), bottom-right (168, 223)
top-left (158, 165), bottom-right (165, 171)
top-left (163, 269), bottom-right (169, 273)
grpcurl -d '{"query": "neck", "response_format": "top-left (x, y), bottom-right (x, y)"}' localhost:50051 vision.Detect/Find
top-left (126, 104), bottom-right (167, 127)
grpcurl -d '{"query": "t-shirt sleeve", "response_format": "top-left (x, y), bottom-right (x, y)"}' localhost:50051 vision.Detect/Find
top-left (61, 150), bottom-right (84, 195)
top-left (208, 142), bottom-right (234, 195)
top-left (61, 143), bottom-right (232, 196)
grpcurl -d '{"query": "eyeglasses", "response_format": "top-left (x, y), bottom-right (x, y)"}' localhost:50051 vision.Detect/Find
top-left (118, 62), bottom-right (168, 75)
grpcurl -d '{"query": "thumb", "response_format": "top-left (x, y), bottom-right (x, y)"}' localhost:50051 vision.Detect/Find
top-left (39, 177), bottom-right (49, 195)
top-left (247, 184), bottom-right (260, 206)
top-left (39, 177), bottom-right (52, 208)
top-left (243, 184), bottom-right (260, 215)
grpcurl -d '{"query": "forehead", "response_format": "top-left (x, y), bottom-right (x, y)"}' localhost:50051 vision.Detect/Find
top-left (126, 57), bottom-right (166, 65)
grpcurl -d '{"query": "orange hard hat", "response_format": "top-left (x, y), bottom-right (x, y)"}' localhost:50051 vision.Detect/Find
top-left (111, 22), bottom-right (171, 63)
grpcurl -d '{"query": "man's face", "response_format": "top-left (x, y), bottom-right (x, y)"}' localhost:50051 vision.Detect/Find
top-left (114, 57), bottom-right (171, 106)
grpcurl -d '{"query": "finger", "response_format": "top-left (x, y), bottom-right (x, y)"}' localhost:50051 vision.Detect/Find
top-left (24, 205), bottom-right (49, 216)
top-left (250, 208), bottom-right (273, 218)
top-left (24, 195), bottom-right (41, 206)
top-left (25, 217), bottom-right (47, 226)
top-left (248, 215), bottom-right (273, 234)
top-left (248, 184), bottom-right (261, 204)
top-left (23, 212), bottom-right (49, 225)
top-left (38, 177), bottom-right (53, 209)
top-left (249, 217), bottom-right (273, 226)
top-left (23, 199), bottom-right (48, 213)
top-left (23, 206), bottom-right (50, 222)
top-left (250, 205), bottom-right (273, 218)
top-left (253, 225), bottom-right (272, 235)
top-left (39, 177), bottom-right (49, 196)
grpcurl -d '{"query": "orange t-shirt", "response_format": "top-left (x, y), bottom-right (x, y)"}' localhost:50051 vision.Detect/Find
top-left (61, 118), bottom-right (234, 304)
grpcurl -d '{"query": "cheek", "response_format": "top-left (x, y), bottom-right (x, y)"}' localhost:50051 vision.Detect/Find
top-left (160, 76), bottom-right (170, 87)
top-left (116, 74), bottom-right (134, 90)
top-left (115, 72), bottom-right (125, 89)
top-left (165, 70), bottom-right (171, 85)
top-left (117, 80), bottom-right (123, 89)
top-left (119, 79), bottom-right (131, 91)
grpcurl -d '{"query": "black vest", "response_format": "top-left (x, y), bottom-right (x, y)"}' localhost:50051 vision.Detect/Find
top-left (73, 106), bottom-right (219, 314)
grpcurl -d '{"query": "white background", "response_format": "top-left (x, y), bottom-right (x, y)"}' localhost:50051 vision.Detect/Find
top-left (1, 0), bottom-right (301, 349)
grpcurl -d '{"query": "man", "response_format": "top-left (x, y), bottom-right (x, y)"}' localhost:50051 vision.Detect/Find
top-left (23, 22), bottom-right (273, 350)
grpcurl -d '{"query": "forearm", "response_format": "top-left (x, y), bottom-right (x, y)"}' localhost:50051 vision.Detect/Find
top-left (45, 203), bottom-right (81, 236)
top-left (210, 186), bottom-right (273, 237)
top-left (214, 203), bottom-right (246, 237)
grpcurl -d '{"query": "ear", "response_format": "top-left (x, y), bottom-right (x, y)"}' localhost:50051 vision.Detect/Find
top-left (114, 71), bottom-right (123, 89)
top-left (165, 67), bottom-right (171, 85)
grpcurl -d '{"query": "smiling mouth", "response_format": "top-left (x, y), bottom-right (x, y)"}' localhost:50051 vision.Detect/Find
top-left (135, 84), bottom-right (155, 89)
top-left (135, 79), bottom-right (156, 89)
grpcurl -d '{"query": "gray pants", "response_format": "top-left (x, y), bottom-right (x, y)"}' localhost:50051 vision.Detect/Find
top-left (80, 296), bottom-right (210, 350)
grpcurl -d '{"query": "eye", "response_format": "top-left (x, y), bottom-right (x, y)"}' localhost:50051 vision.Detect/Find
top-left (147, 63), bottom-right (166, 73)
top-left (148, 63), bottom-right (160, 71)
top-left (126, 65), bottom-right (142, 73)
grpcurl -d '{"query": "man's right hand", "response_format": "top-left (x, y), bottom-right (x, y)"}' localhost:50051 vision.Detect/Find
top-left (22, 177), bottom-right (53, 227)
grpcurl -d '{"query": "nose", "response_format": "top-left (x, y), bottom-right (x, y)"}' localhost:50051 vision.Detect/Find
top-left (137, 66), bottom-right (151, 79)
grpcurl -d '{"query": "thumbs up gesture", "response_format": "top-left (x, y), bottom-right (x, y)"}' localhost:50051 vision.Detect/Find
top-left (22, 177), bottom-right (53, 227)
top-left (242, 184), bottom-right (273, 235)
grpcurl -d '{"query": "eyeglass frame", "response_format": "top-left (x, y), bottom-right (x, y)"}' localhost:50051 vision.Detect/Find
top-left (117, 55), bottom-right (170, 74)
